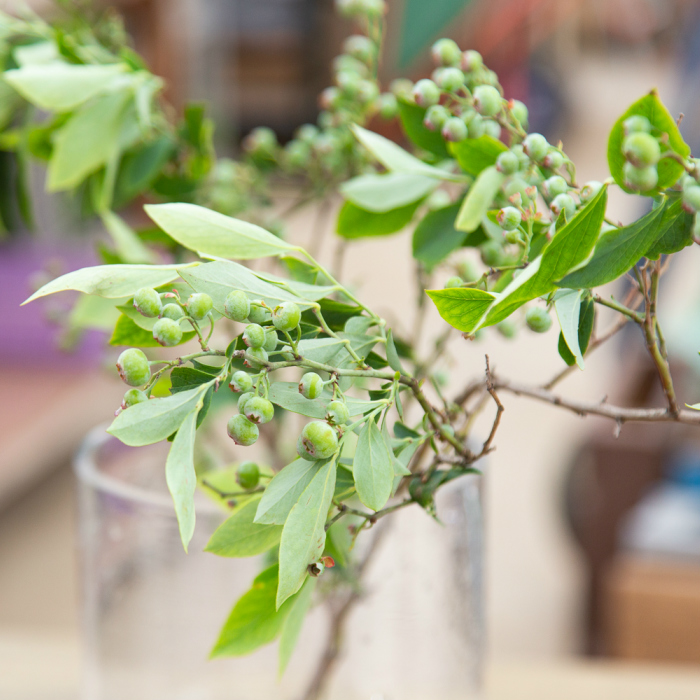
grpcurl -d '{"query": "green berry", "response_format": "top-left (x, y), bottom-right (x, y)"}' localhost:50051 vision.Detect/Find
top-left (461, 49), bottom-right (483, 72)
top-left (244, 347), bottom-right (268, 369)
top-left (229, 370), bottom-right (253, 394)
top-left (550, 193), bottom-right (576, 218)
top-left (356, 79), bottom-right (379, 104)
top-left (116, 348), bottom-right (151, 387)
top-left (187, 293), bottom-right (213, 321)
top-left (497, 206), bottom-right (521, 231)
top-left (285, 139), bottom-right (310, 169)
top-left (389, 78), bottom-right (413, 99)
top-left (431, 38), bottom-right (461, 66)
top-left (623, 162), bottom-right (658, 191)
top-left (343, 35), bottom-right (374, 63)
top-left (427, 189), bottom-right (452, 210)
top-left (456, 258), bottom-right (480, 282)
top-left (544, 175), bottom-right (568, 198)
top-left (525, 307), bottom-right (552, 333)
top-left (510, 143), bottom-right (530, 169)
top-left (412, 79), bottom-right (440, 108)
top-left (423, 104), bottom-right (450, 131)
top-left (622, 132), bottom-right (660, 167)
top-left (473, 85), bottom-right (502, 117)
top-left (503, 177), bottom-right (532, 206)
top-left (297, 421), bottom-right (339, 461)
top-left (442, 117), bottom-right (468, 142)
top-left (152, 317), bottom-right (183, 347)
top-left (496, 150), bottom-right (520, 175)
top-left (263, 328), bottom-right (278, 353)
top-left (227, 414), bottom-right (259, 447)
top-left (523, 133), bottom-right (548, 162)
top-left (480, 240), bottom-right (504, 267)
top-left (243, 323), bottom-right (266, 349)
top-left (580, 181), bottom-right (603, 201)
top-left (483, 120), bottom-right (501, 140)
top-left (325, 400), bottom-right (349, 425)
top-left (467, 114), bottom-right (485, 139)
top-left (160, 303), bottom-right (185, 321)
top-left (244, 396), bottom-right (275, 424)
top-left (238, 391), bottom-right (254, 413)
top-left (121, 388), bottom-right (148, 410)
top-left (272, 301), bottom-right (301, 332)
top-left (436, 67), bottom-right (464, 92)
top-left (623, 115), bottom-right (652, 135)
top-left (299, 372), bottom-right (325, 399)
top-left (510, 100), bottom-right (529, 129)
top-left (682, 185), bottom-right (700, 213)
top-left (133, 288), bottom-right (162, 318)
top-left (496, 320), bottom-right (517, 338)
top-left (247, 302), bottom-right (271, 325)
top-left (543, 149), bottom-right (564, 170)
top-left (505, 229), bottom-right (523, 245)
top-left (236, 461), bottom-right (260, 490)
top-left (444, 276), bottom-right (464, 289)
top-left (224, 290), bottom-right (250, 322)
top-left (375, 92), bottom-right (398, 120)
top-left (243, 127), bottom-right (277, 156)
top-left (296, 124), bottom-right (319, 143)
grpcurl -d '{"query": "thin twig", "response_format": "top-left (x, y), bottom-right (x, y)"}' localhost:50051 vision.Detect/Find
top-left (478, 355), bottom-right (504, 457)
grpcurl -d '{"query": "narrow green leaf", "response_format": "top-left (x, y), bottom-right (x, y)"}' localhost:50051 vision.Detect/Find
top-left (68, 294), bottom-right (124, 332)
top-left (268, 382), bottom-right (386, 420)
top-left (412, 202), bottom-right (468, 270)
top-left (277, 459), bottom-right (337, 608)
top-left (353, 420), bottom-right (394, 511)
top-left (205, 497), bottom-right (282, 557)
top-left (145, 202), bottom-right (295, 259)
top-left (385, 329), bottom-right (404, 373)
top-left (396, 97), bottom-right (450, 158)
top-left (553, 289), bottom-right (584, 369)
top-left (336, 199), bottom-right (421, 239)
top-left (278, 576), bottom-right (316, 676)
top-left (455, 166), bottom-right (505, 232)
top-left (449, 135), bottom-right (508, 176)
top-left (255, 458), bottom-right (322, 525)
top-left (109, 313), bottom-right (162, 347)
top-left (165, 408), bottom-right (199, 552)
top-left (558, 296), bottom-right (595, 367)
top-left (100, 210), bottom-right (154, 264)
top-left (426, 287), bottom-right (497, 333)
top-left (645, 197), bottom-right (694, 259)
top-left (171, 366), bottom-right (224, 393)
top-left (340, 172), bottom-right (437, 212)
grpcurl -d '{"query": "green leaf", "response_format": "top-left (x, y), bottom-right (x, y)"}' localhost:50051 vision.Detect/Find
top-left (455, 166), bottom-right (506, 232)
top-left (23, 262), bottom-right (193, 304)
top-left (165, 408), bottom-right (199, 552)
top-left (171, 366), bottom-right (223, 393)
top-left (336, 199), bottom-right (421, 239)
top-left (278, 576), bottom-right (316, 676)
top-left (339, 172), bottom-right (438, 212)
top-left (559, 197), bottom-right (690, 288)
top-left (145, 202), bottom-right (296, 259)
top-left (558, 296), bottom-right (595, 367)
top-left (396, 97), bottom-right (450, 158)
top-left (385, 329), bottom-right (404, 373)
top-left (100, 210), bottom-right (154, 264)
top-left (68, 294), bottom-right (124, 332)
top-left (4, 63), bottom-right (129, 112)
top-left (645, 197), bottom-right (695, 259)
top-left (205, 497), bottom-right (282, 557)
top-left (412, 202), bottom-right (468, 269)
top-left (255, 458), bottom-right (323, 525)
top-left (426, 287), bottom-right (497, 333)
top-left (350, 124), bottom-right (462, 181)
top-left (268, 382), bottom-right (386, 419)
top-left (110, 313), bottom-right (161, 347)
top-left (210, 565), bottom-right (298, 658)
top-left (353, 419), bottom-right (394, 512)
top-left (108, 384), bottom-right (212, 446)
top-left (553, 289), bottom-right (584, 369)
top-left (277, 458), bottom-right (337, 608)
top-left (252, 271), bottom-right (340, 302)
top-left (607, 90), bottom-right (690, 195)
top-left (114, 136), bottom-right (175, 207)
top-left (449, 135), bottom-right (508, 176)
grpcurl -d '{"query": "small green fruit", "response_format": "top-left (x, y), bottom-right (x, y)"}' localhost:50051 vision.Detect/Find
top-left (523, 133), bottom-right (549, 162)
top-left (229, 370), bottom-right (253, 394)
top-left (436, 67), bottom-right (464, 92)
top-left (623, 115), bottom-right (652, 135)
top-left (550, 193), bottom-right (576, 218)
top-left (244, 396), bottom-right (275, 424)
top-left (272, 301), bottom-right (301, 332)
top-left (427, 190), bottom-right (452, 210)
top-left (236, 461), bottom-right (260, 490)
top-left (622, 132), bottom-right (660, 167)
top-left (442, 116), bottom-right (468, 142)
top-left (243, 323), bottom-right (266, 349)
top-left (297, 421), bottom-right (339, 460)
top-left (423, 104), bottom-right (450, 131)
top-left (263, 328), bottom-right (278, 353)
top-left (682, 185), bottom-right (700, 213)
top-left (389, 78), bottom-right (413, 99)
top-left (224, 290), bottom-right (250, 322)
top-left (160, 303), bottom-right (185, 321)
top-left (243, 127), bottom-right (277, 156)
top-left (480, 240), bottom-right (504, 267)
top-left (343, 34), bottom-right (374, 63)
top-left (299, 372), bottom-right (325, 399)
top-left (496, 150), bottom-right (520, 175)
top-left (460, 49), bottom-right (483, 72)
top-left (244, 347), bottom-right (268, 369)
top-left (496, 206), bottom-right (521, 231)
top-left (121, 388), bottom-right (148, 410)
top-left (543, 149), bottom-right (564, 170)
top-left (116, 348), bottom-right (151, 387)
top-left (623, 162), bottom-right (658, 191)
top-left (152, 317), bottom-right (183, 347)
top-left (483, 119), bottom-right (501, 140)
top-left (544, 175), bottom-right (568, 198)
top-left (510, 100), bottom-right (529, 129)
top-left (525, 307), bottom-right (552, 333)
top-left (227, 414), bottom-right (259, 446)
top-left (187, 293), bottom-right (213, 321)
top-left (247, 302), bottom-right (271, 325)
top-left (375, 92), bottom-right (398, 120)
top-left (133, 288), bottom-right (162, 318)
top-left (473, 85), bottom-right (502, 117)
top-left (325, 400), bottom-right (349, 425)
top-left (580, 181), bottom-right (603, 201)
top-left (431, 38), bottom-right (461, 66)
top-left (412, 79), bottom-right (440, 108)
top-left (467, 114), bottom-right (485, 139)
top-left (496, 320), bottom-right (517, 338)
top-left (444, 276), bottom-right (464, 289)
top-left (238, 391), bottom-right (254, 413)
top-left (456, 258), bottom-right (480, 282)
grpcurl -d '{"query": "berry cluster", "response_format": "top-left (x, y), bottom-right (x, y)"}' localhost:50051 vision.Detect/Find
top-left (620, 116), bottom-right (663, 191)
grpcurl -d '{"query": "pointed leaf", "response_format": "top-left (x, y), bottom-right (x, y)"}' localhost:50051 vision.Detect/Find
top-left (426, 287), bottom-right (497, 333)
top-left (278, 576), bottom-right (316, 677)
top-left (553, 289), bottom-right (584, 369)
top-left (455, 166), bottom-right (506, 232)
top-left (336, 199), bottom-right (421, 239)
top-left (340, 172), bottom-right (438, 212)
top-left (353, 420), bottom-right (394, 511)
top-left (396, 97), bottom-right (450, 158)
top-left (385, 329), bottom-right (404, 373)
top-left (100, 210), bottom-right (154, 264)
top-left (558, 296), bottom-right (595, 367)
top-left (449, 135), bottom-right (508, 176)
top-left (412, 202), bottom-right (473, 270)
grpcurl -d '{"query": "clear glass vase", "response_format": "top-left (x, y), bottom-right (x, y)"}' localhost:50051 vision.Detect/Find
top-left (74, 427), bottom-right (484, 700)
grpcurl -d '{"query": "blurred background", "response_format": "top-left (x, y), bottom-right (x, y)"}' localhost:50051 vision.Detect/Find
top-left (4, 0), bottom-right (700, 689)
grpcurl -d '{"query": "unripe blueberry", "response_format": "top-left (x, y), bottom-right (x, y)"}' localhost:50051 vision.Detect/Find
top-left (523, 133), bottom-right (549, 162)
top-left (580, 180), bottom-right (603, 201)
top-left (272, 301), bottom-right (301, 332)
top-left (436, 67), bottom-right (464, 92)
top-left (497, 206), bottom-right (521, 231)
top-left (229, 370), bottom-right (253, 394)
top-left (343, 35), bottom-right (374, 63)
top-left (336, 70), bottom-right (362, 97)
top-left (682, 185), bottom-right (700, 213)
top-left (224, 290), bottom-right (250, 322)
top-left (121, 388), bottom-right (148, 410)
top-left (510, 144), bottom-right (530, 169)
top-left (356, 79), bottom-right (380, 104)
top-left (325, 400), bottom-right (349, 425)
top-left (623, 162), bottom-right (658, 191)
top-left (244, 396), bottom-right (275, 424)
top-left (263, 328), bottom-right (278, 353)
top-left (544, 175), bottom-right (568, 198)
top-left (244, 347), bottom-right (268, 369)
top-left (457, 258), bottom-right (480, 282)
top-left (152, 317), bottom-right (183, 347)
top-left (423, 104), bottom-right (450, 131)
top-left (319, 86), bottom-right (341, 111)
top-left (133, 288), bottom-right (162, 318)
top-left (243, 127), bottom-right (277, 156)
top-left (496, 150), bottom-right (520, 175)
top-left (427, 189), bottom-right (452, 210)
top-left (187, 293), bottom-right (213, 321)
top-left (543, 149), bottom-right (564, 170)
top-left (480, 240), bottom-right (504, 267)
top-left (444, 276), bottom-right (464, 289)
top-left (622, 132), bottom-right (660, 167)
top-left (296, 124), bottom-right (319, 143)
top-left (299, 372), bottom-right (325, 399)
top-left (473, 85), bottom-right (502, 117)
top-left (431, 67), bottom-right (447, 86)
top-left (505, 229), bottom-right (523, 245)
top-left (376, 92), bottom-right (398, 119)
top-left (442, 117), bottom-right (468, 142)
top-left (431, 38), bottom-right (462, 66)
top-left (503, 177), bottom-right (532, 206)
top-left (297, 421), bottom-right (339, 461)
top-left (227, 414), bottom-right (259, 447)
top-left (358, 0), bottom-right (386, 16)
top-left (623, 115), bottom-right (652, 135)
top-left (525, 307), bottom-right (552, 333)
top-left (496, 320), bottom-right (517, 338)
top-left (238, 391), bottom-right (254, 413)
top-left (237, 461), bottom-right (260, 490)
top-left (243, 323), bottom-right (266, 349)
top-left (247, 302), bottom-right (271, 325)
top-left (461, 49), bottom-right (483, 72)
top-left (550, 193), bottom-right (576, 218)
top-left (510, 100), bottom-right (529, 129)
top-left (389, 78), bottom-right (413, 99)
top-left (160, 303), bottom-right (185, 321)
top-left (483, 120), bottom-right (501, 140)
top-left (117, 348), bottom-right (151, 387)
top-left (412, 79), bottom-right (440, 108)
top-left (467, 114), bottom-right (485, 139)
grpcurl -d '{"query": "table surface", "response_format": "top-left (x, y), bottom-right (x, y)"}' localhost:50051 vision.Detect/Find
top-left (4, 629), bottom-right (700, 700)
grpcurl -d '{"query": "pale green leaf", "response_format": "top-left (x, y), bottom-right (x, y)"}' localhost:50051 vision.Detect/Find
top-left (100, 210), bottom-right (154, 264)
top-left (68, 294), bottom-right (125, 331)
top-left (448, 135), bottom-right (508, 176)
top-left (353, 420), bottom-right (394, 511)
top-left (13, 42), bottom-right (61, 67)
top-left (426, 287), bottom-right (497, 333)
top-left (336, 199), bottom-right (421, 239)
top-left (339, 172), bottom-right (438, 212)
top-left (455, 166), bottom-right (506, 232)
top-left (385, 329), bottom-right (404, 373)
top-left (252, 271), bottom-right (340, 302)
top-left (553, 289), bottom-right (584, 370)
top-left (278, 576), bottom-right (316, 676)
